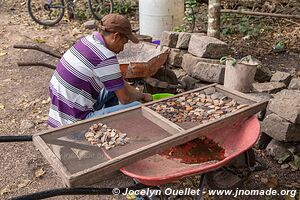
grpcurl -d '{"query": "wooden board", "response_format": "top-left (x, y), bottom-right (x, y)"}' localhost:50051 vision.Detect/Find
top-left (33, 84), bottom-right (268, 187)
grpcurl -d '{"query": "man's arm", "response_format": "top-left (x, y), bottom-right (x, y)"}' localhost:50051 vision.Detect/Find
top-left (115, 82), bottom-right (152, 104)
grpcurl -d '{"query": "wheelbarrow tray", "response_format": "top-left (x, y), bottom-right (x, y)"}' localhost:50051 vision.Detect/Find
top-left (117, 42), bottom-right (169, 79)
top-left (32, 84), bottom-right (267, 187)
top-left (118, 116), bottom-right (259, 186)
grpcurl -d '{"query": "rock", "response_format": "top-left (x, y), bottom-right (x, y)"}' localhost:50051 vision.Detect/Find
top-left (252, 82), bottom-right (286, 94)
top-left (172, 68), bottom-right (187, 80)
top-left (262, 113), bottom-right (300, 142)
top-left (176, 32), bottom-right (192, 49)
top-left (83, 20), bottom-right (97, 29)
top-left (180, 75), bottom-right (200, 90)
top-left (194, 83), bottom-right (210, 89)
top-left (248, 92), bottom-right (273, 120)
top-left (20, 120), bottom-right (35, 130)
top-left (182, 54), bottom-right (225, 84)
top-left (254, 131), bottom-right (273, 150)
top-left (255, 65), bottom-right (272, 82)
top-left (268, 90), bottom-right (300, 124)
top-left (281, 164), bottom-right (290, 169)
top-left (270, 71), bottom-right (292, 85)
top-left (265, 140), bottom-right (299, 161)
top-left (167, 48), bottom-right (186, 67)
top-left (288, 78), bottom-right (300, 90)
top-left (161, 31), bottom-right (179, 48)
top-left (188, 35), bottom-right (229, 59)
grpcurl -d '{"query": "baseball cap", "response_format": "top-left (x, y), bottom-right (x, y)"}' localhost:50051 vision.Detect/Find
top-left (100, 14), bottom-right (139, 43)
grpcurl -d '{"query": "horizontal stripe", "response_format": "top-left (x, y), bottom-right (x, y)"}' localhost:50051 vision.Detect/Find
top-left (103, 78), bottom-right (125, 91)
top-left (61, 57), bottom-right (102, 92)
top-left (95, 57), bottom-right (119, 69)
top-left (56, 62), bottom-right (99, 100)
top-left (53, 71), bottom-right (95, 102)
top-left (94, 63), bottom-right (122, 77)
top-left (50, 86), bottom-right (92, 112)
top-left (49, 107), bottom-right (74, 125)
top-left (50, 76), bottom-right (95, 107)
top-left (51, 93), bottom-right (91, 119)
top-left (48, 116), bottom-right (61, 128)
top-left (73, 39), bottom-right (102, 66)
top-left (82, 36), bottom-right (106, 60)
top-left (85, 34), bottom-right (115, 59)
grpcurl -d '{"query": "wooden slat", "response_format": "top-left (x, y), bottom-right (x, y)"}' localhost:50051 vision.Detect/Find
top-left (141, 107), bottom-right (184, 135)
top-left (68, 101), bottom-right (267, 187)
top-left (36, 105), bottom-right (142, 140)
top-left (215, 85), bottom-right (262, 103)
top-left (144, 83), bottom-right (218, 106)
top-left (33, 136), bottom-right (71, 186)
top-left (33, 84), bottom-right (268, 187)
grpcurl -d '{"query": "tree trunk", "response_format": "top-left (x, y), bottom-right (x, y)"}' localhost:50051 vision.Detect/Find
top-left (207, 0), bottom-right (221, 39)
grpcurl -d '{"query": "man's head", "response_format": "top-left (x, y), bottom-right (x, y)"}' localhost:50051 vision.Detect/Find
top-left (100, 14), bottom-right (139, 53)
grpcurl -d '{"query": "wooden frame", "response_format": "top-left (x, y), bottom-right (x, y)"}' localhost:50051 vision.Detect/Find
top-left (33, 84), bottom-right (268, 187)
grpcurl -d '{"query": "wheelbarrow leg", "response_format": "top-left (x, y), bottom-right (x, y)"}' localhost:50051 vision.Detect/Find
top-left (195, 174), bottom-right (206, 200)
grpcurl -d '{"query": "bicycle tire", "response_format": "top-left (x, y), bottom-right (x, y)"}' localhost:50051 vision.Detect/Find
top-left (28, 0), bottom-right (65, 26)
top-left (88, 0), bottom-right (113, 20)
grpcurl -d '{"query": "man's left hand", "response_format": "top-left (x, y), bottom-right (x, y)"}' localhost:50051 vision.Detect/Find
top-left (142, 93), bottom-right (152, 102)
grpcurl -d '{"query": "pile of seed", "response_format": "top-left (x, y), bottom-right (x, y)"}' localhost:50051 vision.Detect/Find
top-left (85, 123), bottom-right (129, 150)
top-left (149, 88), bottom-right (248, 124)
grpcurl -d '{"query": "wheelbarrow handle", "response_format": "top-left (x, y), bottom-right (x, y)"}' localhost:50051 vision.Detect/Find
top-left (0, 135), bottom-right (32, 142)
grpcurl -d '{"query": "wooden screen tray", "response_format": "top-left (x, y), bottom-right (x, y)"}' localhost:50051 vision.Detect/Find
top-left (33, 84), bottom-right (267, 187)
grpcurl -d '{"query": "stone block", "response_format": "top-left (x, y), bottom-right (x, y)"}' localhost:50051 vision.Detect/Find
top-left (262, 113), bottom-right (300, 142)
top-left (255, 65), bottom-right (272, 82)
top-left (252, 82), bottom-right (286, 94)
top-left (161, 31), bottom-right (179, 48)
top-left (180, 75), bottom-right (200, 90)
top-left (188, 35), bottom-right (229, 59)
top-left (83, 20), bottom-right (97, 30)
top-left (172, 68), bottom-right (187, 80)
top-left (288, 78), bottom-right (300, 90)
top-left (268, 89), bottom-right (300, 124)
top-left (167, 48), bottom-right (187, 67)
top-left (266, 140), bottom-right (299, 161)
top-left (182, 54), bottom-right (225, 83)
top-left (248, 92), bottom-right (273, 120)
top-left (176, 32), bottom-right (192, 49)
top-left (270, 71), bottom-right (292, 85)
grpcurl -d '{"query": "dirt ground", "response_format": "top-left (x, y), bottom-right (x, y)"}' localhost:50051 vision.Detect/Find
top-left (0, 0), bottom-right (299, 199)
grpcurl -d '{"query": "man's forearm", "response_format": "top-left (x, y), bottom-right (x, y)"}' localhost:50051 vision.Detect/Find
top-left (124, 82), bottom-right (145, 102)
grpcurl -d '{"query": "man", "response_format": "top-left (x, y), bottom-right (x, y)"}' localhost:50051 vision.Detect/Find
top-left (48, 14), bottom-right (152, 128)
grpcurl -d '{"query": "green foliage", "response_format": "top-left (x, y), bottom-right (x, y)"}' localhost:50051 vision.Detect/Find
top-left (278, 148), bottom-right (300, 169)
top-left (113, 0), bottom-right (132, 14)
top-left (221, 15), bottom-right (266, 37)
top-left (75, 9), bottom-right (89, 20)
top-left (183, 0), bottom-right (199, 31)
top-left (173, 25), bottom-right (185, 32)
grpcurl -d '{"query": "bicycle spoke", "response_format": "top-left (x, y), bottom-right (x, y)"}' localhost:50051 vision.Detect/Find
top-left (28, 0), bottom-right (65, 26)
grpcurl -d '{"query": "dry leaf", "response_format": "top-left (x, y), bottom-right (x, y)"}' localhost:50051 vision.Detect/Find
top-left (0, 52), bottom-right (7, 56)
top-left (0, 103), bottom-right (4, 110)
top-left (34, 37), bottom-right (47, 44)
top-left (18, 180), bottom-right (31, 188)
top-left (0, 187), bottom-right (10, 195)
top-left (35, 167), bottom-right (46, 178)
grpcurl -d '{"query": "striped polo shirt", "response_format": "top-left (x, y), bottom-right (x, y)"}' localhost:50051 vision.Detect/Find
top-left (48, 32), bottom-right (125, 128)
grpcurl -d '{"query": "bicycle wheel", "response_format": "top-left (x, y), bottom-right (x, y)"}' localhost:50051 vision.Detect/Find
top-left (28, 0), bottom-right (65, 26)
top-left (88, 0), bottom-right (113, 20)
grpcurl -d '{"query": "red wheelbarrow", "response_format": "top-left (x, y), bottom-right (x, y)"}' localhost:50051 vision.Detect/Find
top-left (4, 116), bottom-right (263, 200)
top-left (119, 115), bottom-right (260, 187)
top-left (100, 115), bottom-right (262, 199)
